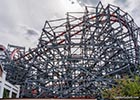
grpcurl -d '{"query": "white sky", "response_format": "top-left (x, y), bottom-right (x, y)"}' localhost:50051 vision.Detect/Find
top-left (0, 0), bottom-right (140, 49)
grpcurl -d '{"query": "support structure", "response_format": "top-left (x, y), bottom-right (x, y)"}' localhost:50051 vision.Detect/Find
top-left (1, 2), bottom-right (140, 99)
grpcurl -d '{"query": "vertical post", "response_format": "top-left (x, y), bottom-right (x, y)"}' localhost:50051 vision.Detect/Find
top-left (66, 12), bottom-right (72, 97)
top-left (0, 71), bottom-right (6, 98)
top-left (16, 85), bottom-right (20, 98)
top-left (9, 88), bottom-right (12, 98)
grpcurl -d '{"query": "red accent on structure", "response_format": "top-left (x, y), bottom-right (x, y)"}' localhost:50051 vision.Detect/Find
top-left (15, 14), bottom-right (129, 61)
top-left (11, 49), bottom-right (20, 60)
top-left (0, 45), bottom-right (6, 51)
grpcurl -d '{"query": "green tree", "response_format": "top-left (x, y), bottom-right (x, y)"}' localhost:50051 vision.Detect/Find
top-left (3, 88), bottom-right (10, 98)
top-left (102, 76), bottom-right (140, 99)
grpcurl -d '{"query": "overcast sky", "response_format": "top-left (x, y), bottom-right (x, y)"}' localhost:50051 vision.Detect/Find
top-left (0, 0), bottom-right (140, 49)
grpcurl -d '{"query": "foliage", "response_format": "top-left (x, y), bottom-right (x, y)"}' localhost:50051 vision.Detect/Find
top-left (102, 75), bottom-right (140, 100)
top-left (3, 88), bottom-right (10, 98)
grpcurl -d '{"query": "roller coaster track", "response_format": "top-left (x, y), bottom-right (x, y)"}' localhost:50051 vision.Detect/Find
top-left (1, 2), bottom-right (140, 99)
top-left (15, 14), bottom-right (139, 61)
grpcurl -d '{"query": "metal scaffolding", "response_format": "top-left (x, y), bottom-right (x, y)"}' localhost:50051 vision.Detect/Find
top-left (1, 2), bottom-right (140, 99)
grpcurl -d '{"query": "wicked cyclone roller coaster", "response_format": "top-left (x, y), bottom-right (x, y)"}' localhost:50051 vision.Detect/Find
top-left (0, 2), bottom-right (140, 99)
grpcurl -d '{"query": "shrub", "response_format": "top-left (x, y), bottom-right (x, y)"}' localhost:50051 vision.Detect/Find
top-left (102, 75), bottom-right (140, 99)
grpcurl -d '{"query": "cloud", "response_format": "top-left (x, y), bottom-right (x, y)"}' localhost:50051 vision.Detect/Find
top-left (77, 0), bottom-right (104, 7)
top-left (17, 24), bottom-right (39, 36)
top-left (0, 0), bottom-right (140, 49)
top-left (0, 0), bottom-right (83, 48)
top-left (78, 0), bottom-right (140, 26)
top-left (26, 29), bottom-right (38, 36)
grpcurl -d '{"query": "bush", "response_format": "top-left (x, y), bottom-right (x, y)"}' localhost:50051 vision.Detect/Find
top-left (102, 76), bottom-right (140, 99)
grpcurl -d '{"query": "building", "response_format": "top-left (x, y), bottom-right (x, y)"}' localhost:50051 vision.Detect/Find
top-left (0, 64), bottom-right (20, 98)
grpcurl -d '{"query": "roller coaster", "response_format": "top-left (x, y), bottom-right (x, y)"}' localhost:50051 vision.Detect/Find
top-left (0, 2), bottom-right (140, 99)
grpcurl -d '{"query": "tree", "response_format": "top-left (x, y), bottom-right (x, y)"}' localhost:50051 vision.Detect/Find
top-left (102, 76), bottom-right (140, 99)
